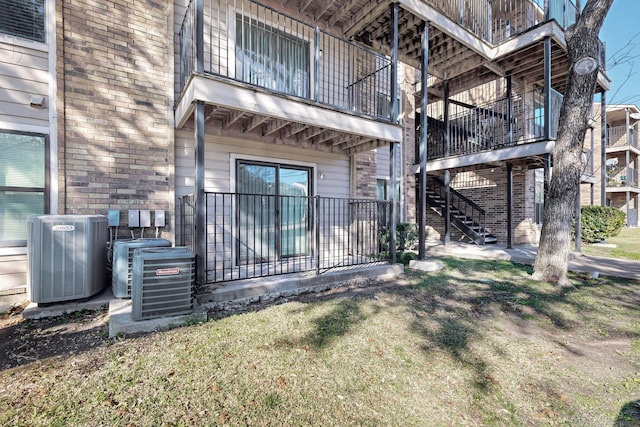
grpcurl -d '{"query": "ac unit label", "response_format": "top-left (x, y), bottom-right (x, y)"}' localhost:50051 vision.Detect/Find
top-left (156, 267), bottom-right (180, 276)
top-left (53, 225), bottom-right (75, 232)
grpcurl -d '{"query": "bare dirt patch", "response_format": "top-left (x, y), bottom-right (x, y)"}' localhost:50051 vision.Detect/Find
top-left (0, 301), bottom-right (109, 370)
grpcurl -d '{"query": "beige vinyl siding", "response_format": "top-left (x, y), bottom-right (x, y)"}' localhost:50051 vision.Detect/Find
top-left (0, 40), bottom-right (49, 129)
top-left (175, 128), bottom-right (350, 198)
top-left (0, 39), bottom-right (49, 290)
top-left (0, 253), bottom-right (27, 289)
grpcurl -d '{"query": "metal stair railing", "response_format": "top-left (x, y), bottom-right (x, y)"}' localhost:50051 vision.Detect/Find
top-left (426, 175), bottom-right (490, 245)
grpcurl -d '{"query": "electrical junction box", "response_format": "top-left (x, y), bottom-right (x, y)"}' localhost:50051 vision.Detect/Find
top-left (128, 210), bottom-right (140, 227)
top-left (108, 210), bottom-right (120, 227)
top-left (139, 210), bottom-right (151, 228)
top-left (154, 210), bottom-right (165, 227)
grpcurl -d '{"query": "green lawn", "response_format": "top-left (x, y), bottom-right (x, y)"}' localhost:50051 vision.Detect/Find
top-left (2, 258), bottom-right (639, 426)
top-left (580, 226), bottom-right (640, 261)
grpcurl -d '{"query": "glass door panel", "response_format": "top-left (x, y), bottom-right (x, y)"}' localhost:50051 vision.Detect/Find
top-left (237, 163), bottom-right (277, 264)
top-left (279, 167), bottom-right (309, 257)
top-left (236, 162), bottom-right (311, 264)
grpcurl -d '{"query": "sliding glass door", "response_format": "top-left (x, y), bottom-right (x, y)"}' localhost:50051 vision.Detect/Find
top-left (237, 161), bottom-right (311, 264)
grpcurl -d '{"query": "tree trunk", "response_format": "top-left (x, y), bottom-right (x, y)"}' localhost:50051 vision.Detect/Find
top-left (532, 0), bottom-right (613, 286)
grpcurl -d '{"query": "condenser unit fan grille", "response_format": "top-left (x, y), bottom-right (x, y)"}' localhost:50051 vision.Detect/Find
top-left (132, 248), bottom-right (195, 321)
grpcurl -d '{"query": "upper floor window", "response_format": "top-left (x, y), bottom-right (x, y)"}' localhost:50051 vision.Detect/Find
top-left (0, 131), bottom-right (48, 246)
top-left (235, 15), bottom-right (309, 98)
top-left (0, 0), bottom-right (46, 43)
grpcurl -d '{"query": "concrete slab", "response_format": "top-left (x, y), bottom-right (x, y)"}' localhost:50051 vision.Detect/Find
top-left (409, 259), bottom-right (444, 272)
top-left (22, 288), bottom-right (113, 320)
top-left (199, 263), bottom-right (404, 304)
top-left (0, 285), bottom-right (27, 297)
top-left (108, 299), bottom-right (207, 338)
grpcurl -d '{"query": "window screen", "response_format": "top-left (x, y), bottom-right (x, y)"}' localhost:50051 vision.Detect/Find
top-left (0, 0), bottom-right (46, 43)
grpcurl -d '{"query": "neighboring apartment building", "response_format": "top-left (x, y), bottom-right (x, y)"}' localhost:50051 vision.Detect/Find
top-left (581, 104), bottom-right (640, 227)
top-left (1, 0), bottom-right (611, 297)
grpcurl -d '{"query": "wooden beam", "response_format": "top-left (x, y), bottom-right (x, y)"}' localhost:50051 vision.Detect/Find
top-left (299, 0), bottom-right (315, 14)
top-left (316, 0), bottom-right (339, 21)
top-left (223, 111), bottom-right (245, 130)
top-left (330, 134), bottom-right (355, 146)
top-left (340, 136), bottom-right (375, 149)
top-left (297, 127), bottom-right (325, 141)
top-left (244, 115), bottom-right (269, 133)
top-left (343, 0), bottom-right (389, 39)
top-left (311, 130), bottom-right (340, 145)
top-left (347, 139), bottom-right (386, 155)
top-left (329, 0), bottom-right (362, 27)
top-left (204, 105), bottom-right (219, 122)
top-left (281, 123), bottom-right (308, 138)
top-left (263, 119), bottom-right (289, 136)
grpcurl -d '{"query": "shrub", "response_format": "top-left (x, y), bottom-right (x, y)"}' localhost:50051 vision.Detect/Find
top-left (397, 251), bottom-right (418, 265)
top-left (579, 205), bottom-right (626, 243)
top-left (397, 223), bottom-right (418, 251)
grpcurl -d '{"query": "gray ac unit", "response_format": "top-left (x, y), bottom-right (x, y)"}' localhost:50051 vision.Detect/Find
top-left (131, 247), bottom-right (195, 321)
top-left (112, 238), bottom-right (171, 298)
top-left (27, 215), bottom-right (107, 304)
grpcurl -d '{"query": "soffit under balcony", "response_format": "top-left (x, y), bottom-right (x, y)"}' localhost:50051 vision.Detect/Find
top-left (200, 104), bottom-right (392, 154)
top-left (175, 74), bottom-right (401, 155)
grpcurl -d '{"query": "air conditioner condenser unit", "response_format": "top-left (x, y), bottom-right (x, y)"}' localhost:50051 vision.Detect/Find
top-left (131, 247), bottom-right (195, 321)
top-left (111, 238), bottom-right (171, 298)
top-left (28, 215), bottom-right (107, 304)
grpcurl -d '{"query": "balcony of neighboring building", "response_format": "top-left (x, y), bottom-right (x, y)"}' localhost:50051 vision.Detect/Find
top-left (606, 162), bottom-right (640, 193)
top-left (607, 125), bottom-right (640, 156)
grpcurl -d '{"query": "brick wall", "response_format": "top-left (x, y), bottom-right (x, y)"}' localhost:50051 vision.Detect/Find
top-left (56, 0), bottom-right (174, 237)
top-left (424, 169), bottom-right (539, 245)
top-left (353, 151), bottom-right (377, 198)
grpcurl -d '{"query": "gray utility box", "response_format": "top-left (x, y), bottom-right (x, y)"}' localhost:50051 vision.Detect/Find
top-left (131, 247), bottom-right (195, 321)
top-left (111, 238), bottom-right (171, 298)
top-left (28, 215), bottom-right (107, 304)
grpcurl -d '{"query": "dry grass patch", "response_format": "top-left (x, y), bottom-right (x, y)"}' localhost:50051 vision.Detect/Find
top-left (1, 258), bottom-right (639, 426)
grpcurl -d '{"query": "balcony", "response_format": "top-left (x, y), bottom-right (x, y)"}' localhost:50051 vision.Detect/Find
top-left (176, 0), bottom-right (402, 152)
top-left (607, 167), bottom-right (639, 189)
top-left (423, 88), bottom-right (563, 163)
top-left (424, 0), bottom-right (579, 44)
top-left (607, 125), bottom-right (639, 152)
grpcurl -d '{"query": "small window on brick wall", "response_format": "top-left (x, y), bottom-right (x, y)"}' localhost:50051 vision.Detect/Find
top-left (0, 0), bottom-right (46, 43)
top-left (0, 131), bottom-right (48, 246)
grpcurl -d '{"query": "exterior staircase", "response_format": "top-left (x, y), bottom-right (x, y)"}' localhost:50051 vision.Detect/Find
top-left (425, 176), bottom-right (498, 245)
